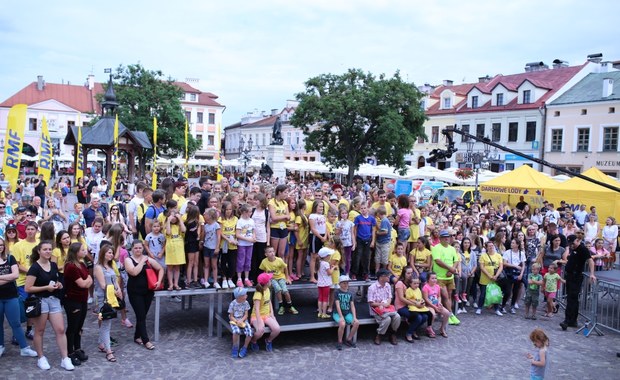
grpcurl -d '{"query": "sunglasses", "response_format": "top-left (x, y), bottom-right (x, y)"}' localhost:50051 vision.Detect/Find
top-left (0, 206), bottom-right (5, 209)
top-left (26, 214), bottom-right (34, 217)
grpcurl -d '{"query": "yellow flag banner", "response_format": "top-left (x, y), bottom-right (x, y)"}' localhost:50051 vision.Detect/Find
top-left (152, 117), bottom-right (158, 190)
top-left (110, 114), bottom-right (119, 197)
top-left (2, 104), bottom-right (27, 192)
top-left (215, 122), bottom-right (222, 181)
top-left (38, 117), bottom-right (53, 185)
top-left (75, 114), bottom-right (84, 186)
top-left (184, 118), bottom-right (189, 175)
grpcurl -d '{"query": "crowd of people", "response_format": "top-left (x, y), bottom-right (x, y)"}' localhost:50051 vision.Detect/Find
top-left (0, 170), bottom-right (618, 369)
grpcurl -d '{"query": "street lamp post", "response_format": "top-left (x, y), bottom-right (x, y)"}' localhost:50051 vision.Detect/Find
top-left (238, 136), bottom-right (253, 185)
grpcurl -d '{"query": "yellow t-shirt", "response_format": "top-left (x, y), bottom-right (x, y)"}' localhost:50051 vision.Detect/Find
top-left (479, 252), bottom-right (501, 286)
top-left (218, 216), bottom-right (239, 250)
top-left (12, 240), bottom-right (39, 287)
top-left (295, 215), bottom-right (309, 249)
top-left (326, 221), bottom-right (336, 238)
top-left (259, 257), bottom-right (287, 280)
top-left (172, 193), bottom-right (187, 211)
top-left (389, 254), bottom-right (408, 277)
top-left (410, 248), bottom-right (431, 268)
top-left (253, 287), bottom-right (272, 317)
top-left (389, 229), bottom-right (398, 254)
top-left (338, 198), bottom-right (350, 209)
top-left (330, 250), bottom-right (341, 284)
top-left (405, 287), bottom-right (429, 312)
top-left (371, 202), bottom-right (393, 216)
top-left (268, 198), bottom-right (289, 229)
top-left (348, 210), bottom-right (360, 223)
top-left (52, 247), bottom-right (67, 273)
top-left (408, 208), bottom-right (421, 243)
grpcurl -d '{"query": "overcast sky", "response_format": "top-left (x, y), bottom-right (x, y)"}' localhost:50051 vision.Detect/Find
top-left (0, 0), bottom-right (617, 125)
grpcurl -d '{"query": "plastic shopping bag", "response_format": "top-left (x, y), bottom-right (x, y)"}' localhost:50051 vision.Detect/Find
top-left (484, 283), bottom-right (503, 307)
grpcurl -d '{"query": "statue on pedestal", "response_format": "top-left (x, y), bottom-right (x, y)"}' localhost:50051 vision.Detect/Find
top-left (272, 116), bottom-right (283, 145)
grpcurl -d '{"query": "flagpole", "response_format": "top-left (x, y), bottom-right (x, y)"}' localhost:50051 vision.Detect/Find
top-left (152, 117), bottom-right (158, 190)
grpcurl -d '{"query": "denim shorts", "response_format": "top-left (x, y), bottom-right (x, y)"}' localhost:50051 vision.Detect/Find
top-left (41, 296), bottom-right (63, 314)
top-left (397, 228), bottom-right (411, 242)
top-left (203, 247), bottom-right (217, 258)
top-left (270, 228), bottom-right (288, 239)
top-left (271, 278), bottom-right (288, 294)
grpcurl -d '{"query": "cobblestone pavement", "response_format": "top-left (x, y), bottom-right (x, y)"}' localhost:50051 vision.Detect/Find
top-left (1, 289), bottom-right (619, 380)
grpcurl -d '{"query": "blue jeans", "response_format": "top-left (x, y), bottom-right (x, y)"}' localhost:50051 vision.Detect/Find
top-left (0, 297), bottom-right (29, 348)
top-left (397, 306), bottom-right (428, 336)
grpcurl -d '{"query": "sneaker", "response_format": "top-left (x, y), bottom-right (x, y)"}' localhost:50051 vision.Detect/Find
top-left (170, 296), bottom-right (182, 303)
top-left (250, 342), bottom-right (259, 352)
top-left (514, 303), bottom-right (520, 309)
top-left (200, 278), bottom-right (205, 286)
top-left (278, 306), bottom-right (285, 315)
top-left (87, 297), bottom-right (94, 304)
top-left (473, 302), bottom-right (478, 309)
top-left (214, 282), bottom-right (222, 289)
top-left (20, 346), bottom-right (38, 357)
top-left (60, 357), bottom-right (75, 371)
top-left (69, 353), bottom-right (81, 366)
top-left (345, 340), bottom-right (357, 348)
top-left (500, 307), bottom-right (507, 314)
top-left (222, 280), bottom-right (229, 289)
top-left (25, 330), bottom-right (34, 340)
top-left (265, 340), bottom-right (273, 352)
top-left (453, 294), bottom-right (460, 303)
top-left (336, 343), bottom-right (342, 351)
top-left (227, 279), bottom-right (235, 288)
top-left (475, 309), bottom-right (482, 315)
top-left (203, 282), bottom-right (211, 289)
top-left (239, 347), bottom-right (247, 358)
top-left (76, 349), bottom-right (88, 362)
top-left (495, 310), bottom-right (503, 317)
top-left (456, 308), bottom-right (464, 315)
top-left (244, 279), bottom-right (253, 287)
top-left (37, 356), bottom-right (51, 370)
top-left (510, 307), bottom-right (516, 314)
top-left (448, 315), bottom-right (460, 325)
top-left (231, 346), bottom-right (239, 358)
top-left (461, 307), bottom-right (468, 314)
top-left (289, 306), bottom-right (299, 315)
top-left (236, 279), bottom-right (243, 288)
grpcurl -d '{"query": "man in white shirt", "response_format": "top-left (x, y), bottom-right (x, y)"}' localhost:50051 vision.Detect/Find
top-left (127, 182), bottom-right (147, 239)
top-left (573, 204), bottom-right (587, 228)
top-left (545, 203), bottom-right (560, 224)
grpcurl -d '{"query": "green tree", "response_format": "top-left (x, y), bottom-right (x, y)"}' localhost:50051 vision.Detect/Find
top-left (291, 69), bottom-right (426, 185)
top-left (104, 63), bottom-right (201, 157)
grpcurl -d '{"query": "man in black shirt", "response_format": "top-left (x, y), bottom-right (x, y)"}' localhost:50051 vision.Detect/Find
top-left (34, 174), bottom-right (46, 207)
top-left (197, 177), bottom-right (212, 214)
top-left (560, 233), bottom-right (596, 331)
top-left (515, 196), bottom-right (528, 211)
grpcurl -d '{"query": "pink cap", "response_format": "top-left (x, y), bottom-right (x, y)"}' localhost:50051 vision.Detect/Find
top-left (257, 273), bottom-right (273, 286)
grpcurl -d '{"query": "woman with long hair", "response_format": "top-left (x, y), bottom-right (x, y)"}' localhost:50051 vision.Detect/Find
top-left (93, 244), bottom-right (121, 362)
top-left (105, 223), bottom-right (132, 328)
top-left (63, 242), bottom-right (92, 366)
top-left (268, 185), bottom-right (290, 259)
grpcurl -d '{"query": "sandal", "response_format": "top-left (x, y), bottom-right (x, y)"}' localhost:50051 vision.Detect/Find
top-left (173, 286), bottom-right (181, 291)
top-left (134, 338), bottom-right (144, 346)
top-left (440, 330), bottom-right (448, 338)
top-left (98, 346), bottom-right (114, 354)
top-left (167, 287), bottom-right (174, 291)
top-left (145, 342), bottom-right (155, 350)
top-left (106, 352), bottom-right (117, 362)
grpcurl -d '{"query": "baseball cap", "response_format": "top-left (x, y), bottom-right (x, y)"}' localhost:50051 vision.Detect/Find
top-left (329, 194), bottom-right (338, 201)
top-left (318, 248), bottom-right (334, 258)
top-left (338, 275), bottom-right (351, 283)
top-left (233, 287), bottom-right (248, 298)
top-left (257, 273), bottom-right (273, 286)
top-left (5, 223), bottom-right (17, 230)
top-left (439, 229), bottom-right (451, 238)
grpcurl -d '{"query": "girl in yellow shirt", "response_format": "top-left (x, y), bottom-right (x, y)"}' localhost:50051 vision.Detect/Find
top-left (409, 237), bottom-right (432, 281)
top-left (293, 199), bottom-right (309, 281)
top-left (219, 201), bottom-right (238, 289)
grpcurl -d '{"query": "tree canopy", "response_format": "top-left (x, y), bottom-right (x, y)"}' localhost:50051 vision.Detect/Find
top-left (290, 68), bottom-right (427, 184)
top-left (104, 63), bottom-right (201, 157)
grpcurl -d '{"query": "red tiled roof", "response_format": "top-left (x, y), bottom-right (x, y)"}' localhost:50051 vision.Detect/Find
top-left (173, 81), bottom-right (223, 107)
top-left (428, 83), bottom-right (476, 98)
top-left (173, 81), bottom-right (201, 93)
top-left (0, 82), bottom-right (103, 113)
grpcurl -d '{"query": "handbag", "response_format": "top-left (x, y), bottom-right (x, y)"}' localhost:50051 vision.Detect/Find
top-left (145, 261), bottom-right (162, 291)
top-left (24, 296), bottom-right (42, 318)
top-left (372, 304), bottom-right (396, 316)
top-left (99, 302), bottom-right (118, 320)
top-left (115, 298), bottom-right (126, 310)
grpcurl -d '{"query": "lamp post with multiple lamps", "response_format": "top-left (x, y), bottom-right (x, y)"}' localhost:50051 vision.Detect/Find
top-left (465, 140), bottom-right (498, 202)
top-left (238, 136), bottom-right (253, 185)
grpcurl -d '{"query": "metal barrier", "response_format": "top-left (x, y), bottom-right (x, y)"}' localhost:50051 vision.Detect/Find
top-left (576, 274), bottom-right (620, 336)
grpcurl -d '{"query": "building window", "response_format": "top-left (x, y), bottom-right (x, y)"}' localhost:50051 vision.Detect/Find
top-left (609, 107), bottom-right (615, 114)
top-left (471, 96), bottom-right (478, 109)
top-left (197, 112), bottom-right (203, 124)
top-left (603, 126), bottom-right (619, 151)
top-left (196, 134), bottom-right (202, 142)
top-left (417, 136), bottom-right (424, 144)
top-left (208, 112), bottom-right (215, 124)
top-left (190, 93), bottom-right (197, 101)
top-left (581, 109), bottom-right (587, 115)
top-left (179, 93), bottom-right (185, 101)
top-left (461, 124), bottom-right (470, 142)
top-left (576, 128), bottom-right (590, 152)
top-left (67, 120), bottom-right (75, 129)
top-left (286, 132), bottom-right (291, 146)
top-left (551, 129), bottom-right (563, 152)
top-left (185, 111), bottom-right (191, 122)
top-left (525, 121), bottom-right (536, 142)
top-left (508, 122), bottom-right (518, 142)
top-left (505, 163), bottom-right (515, 170)
top-left (29, 118), bottom-right (37, 131)
top-left (476, 124), bottom-right (485, 139)
top-left (554, 111), bottom-right (560, 117)
top-left (496, 93), bottom-right (504, 106)
top-left (419, 100), bottom-right (425, 110)
top-left (492, 123), bottom-right (501, 142)
top-left (522, 90), bottom-right (531, 104)
top-left (431, 126), bottom-right (439, 143)
top-left (208, 135), bottom-right (215, 146)
top-left (442, 97), bottom-right (451, 109)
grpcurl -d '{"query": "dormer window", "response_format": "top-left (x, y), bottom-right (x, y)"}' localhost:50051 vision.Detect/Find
top-left (471, 96), bottom-right (478, 109)
top-left (443, 97), bottom-right (451, 109)
top-left (523, 90), bottom-right (531, 104)
top-left (496, 93), bottom-right (504, 106)
top-left (190, 93), bottom-right (197, 101)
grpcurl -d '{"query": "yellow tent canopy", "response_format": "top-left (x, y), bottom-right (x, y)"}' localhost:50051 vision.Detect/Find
top-left (545, 167), bottom-right (620, 222)
top-left (480, 165), bottom-right (558, 209)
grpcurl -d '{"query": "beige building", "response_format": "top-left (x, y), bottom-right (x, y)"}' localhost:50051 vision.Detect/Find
top-left (546, 69), bottom-right (620, 178)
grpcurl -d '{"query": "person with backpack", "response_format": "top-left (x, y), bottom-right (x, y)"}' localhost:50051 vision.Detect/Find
top-left (144, 190), bottom-right (166, 237)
